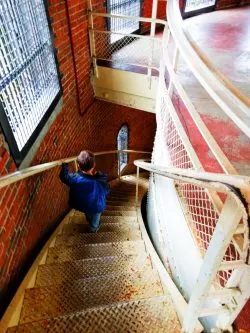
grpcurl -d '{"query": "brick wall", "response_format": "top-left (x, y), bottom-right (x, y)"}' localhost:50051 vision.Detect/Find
top-left (141, 0), bottom-right (167, 33)
top-left (0, 0), bottom-right (156, 316)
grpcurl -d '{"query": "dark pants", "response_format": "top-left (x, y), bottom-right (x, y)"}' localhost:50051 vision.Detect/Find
top-left (85, 212), bottom-right (102, 232)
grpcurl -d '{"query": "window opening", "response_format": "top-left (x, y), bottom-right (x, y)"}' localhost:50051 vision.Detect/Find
top-left (106, 0), bottom-right (141, 43)
top-left (0, 0), bottom-right (61, 165)
top-left (183, 0), bottom-right (216, 17)
top-left (117, 124), bottom-right (128, 171)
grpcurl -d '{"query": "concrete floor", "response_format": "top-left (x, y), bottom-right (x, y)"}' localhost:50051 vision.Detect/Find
top-left (184, 7), bottom-right (250, 96)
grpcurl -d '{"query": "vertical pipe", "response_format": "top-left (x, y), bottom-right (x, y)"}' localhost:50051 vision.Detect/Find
top-left (135, 165), bottom-right (139, 206)
top-left (64, 0), bottom-right (82, 114)
top-left (87, 0), bottom-right (98, 78)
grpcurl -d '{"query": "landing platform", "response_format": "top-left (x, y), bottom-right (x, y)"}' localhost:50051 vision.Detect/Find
top-left (173, 6), bottom-right (250, 179)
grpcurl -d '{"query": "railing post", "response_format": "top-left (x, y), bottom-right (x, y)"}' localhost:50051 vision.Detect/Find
top-left (147, 0), bottom-right (158, 85)
top-left (182, 196), bottom-right (243, 332)
top-left (135, 165), bottom-right (140, 206)
top-left (168, 46), bottom-right (179, 97)
top-left (117, 150), bottom-right (120, 180)
top-left (87, 0), bottom-right (98, 78)
top-left (73, 159), bottom-right (78, 172)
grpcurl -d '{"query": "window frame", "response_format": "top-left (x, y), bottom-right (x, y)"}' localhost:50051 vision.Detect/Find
top-left (182, 0), bottom-right (217, 19)
top-left (0, 0), bottom-right (62, 166)
top-left (106, 0), bottom-right (142, 48)
top-left (117, 123), bottom-right (129, 172)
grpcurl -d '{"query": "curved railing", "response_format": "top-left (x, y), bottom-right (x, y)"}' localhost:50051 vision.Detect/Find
top-left (1, 2), bottom-right (250, 332)
top-left (0, 148), bottom-right (249, 333)
top-left (166, 0), bottom-right (250, 139)
top-left (84, 2), bottom-right (250, 330)
top-left (0, 150), bottom-right (150, 190)
top-left (134, 159), bottom-right (250, 332)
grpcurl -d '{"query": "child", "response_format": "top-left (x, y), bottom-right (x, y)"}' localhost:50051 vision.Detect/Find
top-left (60, 150), bottom-right (109, 232)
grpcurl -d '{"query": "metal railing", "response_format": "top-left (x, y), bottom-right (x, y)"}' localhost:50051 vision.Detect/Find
top-left (88, 10), bottom-right (166, 77)
top-left (1, 0), bottom-right (250, 331)
top-left (0, 150), bottom-right (150, 190)
top-left (134, 160), bottom-right (250, 332)
top-left (87, 0), bottom-right (250, 330)
top-left (167, 0), bottom-right (250, 139)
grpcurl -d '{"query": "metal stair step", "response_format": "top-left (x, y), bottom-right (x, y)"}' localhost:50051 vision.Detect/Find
top-left (105, 205), bottom-right (136, 211)
top-left (106, 200), bottom-right (135, 206)
top-left (54, 231), bottom-right (142, 247)
top-left (20, 271), bottom-right (163, 324)
top-left (36, 256), bottom-right (152, 287)
top-left (110, 186), bottom-right (136, 191)
top-left (107, 192), bottom-right (135, 198)
top-left (61, 222), bottom-right (139, 235)
top-left (107, 195), bottom-right (135, 201)
top-left (8, 297), bottom-right (181, 333)
top-left (114, 189), bottom-right (146, 194)
top-left (46, 240), bottom-right (146, 264)
top-left (68, 214), bottom-right (138, 225)
top-left (102, 210), bottom-right (137, 216)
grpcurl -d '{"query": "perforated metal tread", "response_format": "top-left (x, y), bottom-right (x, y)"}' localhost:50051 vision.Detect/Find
top-left (20, 271), bottom-right (163, 324)
top-left (61, 222), bottom-right (139, 235)
top-left (54, 231), bottom-right (142, 247)
top-left (102, 210), bottom-right (137, 216)
top-left (110, 186), bottom-right (136, 191)
top-left (36, 256), bottom-right (152, 287)
top-left (107, 198), bottom-right (136, 204)
top-left (46, 240), bottom-right (146, 264)
top-left (105, 205), bottom-right (136, 211)
top-left (107, 192), bottom-right (135, 198)
top-left (8, 297), bottom-right (181, 333)
top-left (67, 214), bottom-right (138, 225)
top-left (107, 195), bottom-right (135, 201)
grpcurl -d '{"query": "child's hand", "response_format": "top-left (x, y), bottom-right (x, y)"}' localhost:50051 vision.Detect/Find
top-left (90, 167), bottom-right (96, 175)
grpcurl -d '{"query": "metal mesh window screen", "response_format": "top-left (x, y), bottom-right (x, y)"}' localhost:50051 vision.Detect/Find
top-left (107, 0), bottom-right (141, 43)
top-left (184, 0), bottom-right (216, 12)
top-left (0, 0), bottom-right (60, 161)
top-left (117, 125), bottom-right (128, 169)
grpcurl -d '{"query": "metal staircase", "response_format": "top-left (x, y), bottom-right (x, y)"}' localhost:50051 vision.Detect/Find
top-left (1, 0), bottom-right (250, 331)
top-left (3, 175), bottom-right (181, 332)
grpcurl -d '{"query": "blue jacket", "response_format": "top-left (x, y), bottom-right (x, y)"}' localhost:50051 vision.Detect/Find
top-left (60, 164), bottom-right (109, 213)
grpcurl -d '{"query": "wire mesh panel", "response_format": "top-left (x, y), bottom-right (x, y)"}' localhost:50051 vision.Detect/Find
top-left (107, 0), bottom-right (141, 43)
top-left (0, 0), bottom-right (60, 162)
top-left (94, 30), bottom-right (161, 68)
top-left (153, 80), bottom-right (242, 289)
top-left (158, 95), bottom-right (193, 170)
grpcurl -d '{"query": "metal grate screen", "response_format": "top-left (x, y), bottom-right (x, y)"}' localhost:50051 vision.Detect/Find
top-left (184, 0), bottom-right (216, 12)
top-left (0, 0), bottom-right (60, 159)
top-left (107, 0), bottom-right (141, 43)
